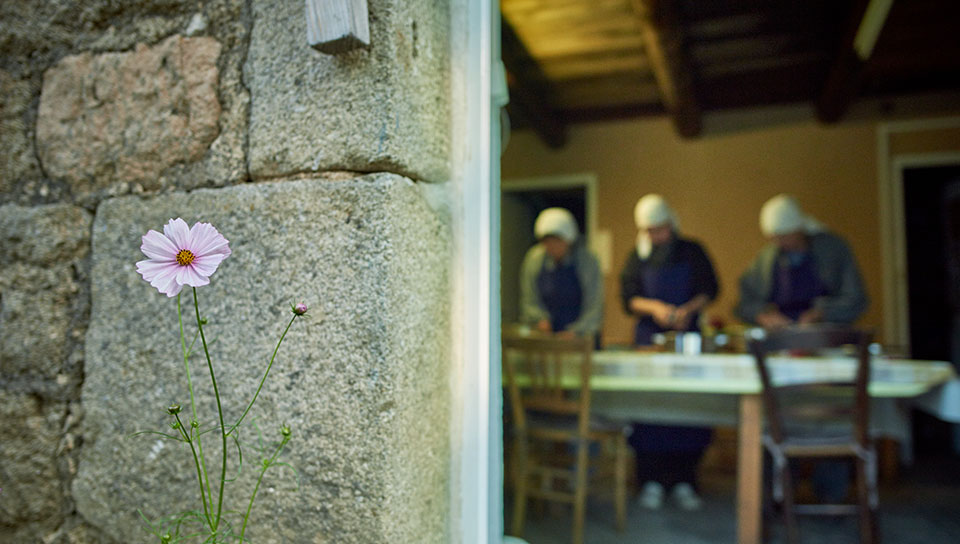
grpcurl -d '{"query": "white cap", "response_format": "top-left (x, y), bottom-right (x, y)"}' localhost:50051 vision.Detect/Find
top-left (759, 194), bottom-right (825, 237)
top-left (534, 207), bottom-right (579, 243)
top-left (634, 194), bottom-right (678, 258)
top-left (634, 194), bottom-right (677, 229)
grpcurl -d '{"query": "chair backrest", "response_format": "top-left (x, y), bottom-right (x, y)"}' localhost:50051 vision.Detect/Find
top-left (502, 333), bottom-right (594, 437)
top-left (748, 325), bottom-right (873, 447)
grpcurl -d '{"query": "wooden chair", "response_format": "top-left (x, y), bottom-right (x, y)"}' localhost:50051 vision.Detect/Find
top-left (502, 333), bottom-right (629, 544)
top-left (748, 325), bottom-right (878, 544)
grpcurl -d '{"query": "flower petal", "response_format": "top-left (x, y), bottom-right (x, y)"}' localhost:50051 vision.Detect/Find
top-left (157, 273), bottom-right (183, 297)
top-left (140, 230), bottom-right (179, 261)
top-left (163, 218), bottom-right (191, 250)
top-left (176, 264), bottom-right (210, 288)
top-left (136, 259), bottom-right (180, 283)
top-left (147, 266), bottom-right (182, 297)
top-left (188, 222), bottom-right (231, 258)
top-left (190, 253), bottom-right (226, 277)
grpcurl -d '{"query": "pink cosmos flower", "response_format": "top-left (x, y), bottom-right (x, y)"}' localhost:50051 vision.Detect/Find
top-left (136, 218), bottom-right (232, 297)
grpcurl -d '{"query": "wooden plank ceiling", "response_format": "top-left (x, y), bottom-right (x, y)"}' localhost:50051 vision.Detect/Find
top-left (501, 0), bottom-right (960, 147)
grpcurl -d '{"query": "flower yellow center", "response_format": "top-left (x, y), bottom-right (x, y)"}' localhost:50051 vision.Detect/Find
top-left (176, 249), bottom-right (195, 266)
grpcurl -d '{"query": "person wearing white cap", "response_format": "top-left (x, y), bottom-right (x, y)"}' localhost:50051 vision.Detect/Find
top-left (622, 194), bottom-right (719, 342)
top-left (620, 194), bottom-right (719, 511)
top-left (736, 194), bottom-right (868, 329)
top-left (736, 194), bottom-right (869, 505)
top-left (519, 207), bottom-right (603, 339)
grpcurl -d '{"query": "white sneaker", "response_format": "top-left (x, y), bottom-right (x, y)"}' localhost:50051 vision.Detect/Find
top-left (639, 481), bottom-right (664, 510)
top-left (671, 482), bottom-right (703, 511)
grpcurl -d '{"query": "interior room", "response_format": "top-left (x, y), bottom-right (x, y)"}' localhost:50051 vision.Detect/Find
top-left (497, 0), bottom-right (960, 542)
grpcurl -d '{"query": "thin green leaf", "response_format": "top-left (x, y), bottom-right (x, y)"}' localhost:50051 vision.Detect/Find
top-left (130, 430), bottom-right (184, 442)
top-left (137, 508), bottom-right (161, 535)
top-left (224, 431), bottom-right (244, 482)
top-left (270, 461), bottom-right (302, 491)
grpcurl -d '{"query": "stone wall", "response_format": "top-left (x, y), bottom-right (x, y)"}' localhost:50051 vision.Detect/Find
top-left (0, 1), bottom-right (452, 542)
top-left (0, 204), bottom-right (94, 542)
top-left (0, 0), bottom-right (251, 207)
top-left (246, 0), bottom-right (450, 182)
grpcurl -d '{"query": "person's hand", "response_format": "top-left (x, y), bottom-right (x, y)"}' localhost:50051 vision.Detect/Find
top-left (650, 301), bottom-right (678, 329)
top-left (798, 307), bottom-right (823, 325)
top-left (756, 309), bottom-right (793, 330)
top-left (673, 304), bottom-right (694, 331)
top-left (536, 319), bottom-right (552, 333)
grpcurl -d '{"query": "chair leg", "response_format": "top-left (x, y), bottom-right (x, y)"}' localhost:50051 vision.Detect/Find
top-left (614, 437), bottom-right (627, 532)
top-left (511, 440), bottom-right (529, 537)
top-left (856, 458), bottom-right (879, 544)
top-left (780, 464), bottom-right (800, 544)
top-left (572, 440), bottom-right (589, 544)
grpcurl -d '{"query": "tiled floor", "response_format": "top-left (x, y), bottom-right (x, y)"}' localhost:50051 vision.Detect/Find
top-left (512, 453), bottom-right (960, 544)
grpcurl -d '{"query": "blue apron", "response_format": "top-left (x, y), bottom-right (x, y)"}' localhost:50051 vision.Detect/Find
top-left (770, 252), bottom-right (827, 321)
top-left (537, 257), bottom-right (583, 332)
top-left (633, 261), bottom-right (698, 345)
top-left (631, 258), bottom-right (712, 454)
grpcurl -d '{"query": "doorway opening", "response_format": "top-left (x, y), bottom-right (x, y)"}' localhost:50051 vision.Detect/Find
top-left (903, 163), bottom-right (960, 455)
top-left (500, 174), bottom-right (598, 325)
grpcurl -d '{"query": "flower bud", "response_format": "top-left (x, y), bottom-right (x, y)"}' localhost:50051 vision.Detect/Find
top-left (199, 317), bottom-right (209, 325)
top-left (162, 532), bottom-right (172, 543)
top-left (292, 302), bottom-right (308, 316)
top-left (280, 423), bottom-right (291, 437)
top-left (167, 404), bottom-right (181, 415)
top-left (170, 421), bottom-right (180, 430)
top-left (191, 419), bottom-right (199, 429)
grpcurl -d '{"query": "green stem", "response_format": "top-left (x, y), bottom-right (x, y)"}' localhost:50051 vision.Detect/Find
top-left (175, 413), bottom-right (213, 529)
top-left (178, 294), bottom-right (214, 516)
top-left (177, 293), bottom-right (199, 418)
top-left (239, 436), bottom-right (290, 542)
top-left (193, 287), bottom-right (228, 530)
top-left (229, 314), bottom-right (297, 435)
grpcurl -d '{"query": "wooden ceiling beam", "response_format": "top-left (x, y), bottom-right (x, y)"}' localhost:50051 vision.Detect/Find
top-left (501, 17), bottom-right (567, 149)
top-left (553, 75), bottom-right (662, 109)
top-left (541, 51), bottom-right (651, 81)
top-left (630, 0), bottom-right (702, 138)
top-left (699, 52), bottom-right (822, 79)
top-left (689, 34), bottom-right (798, 65)
top-left (817, 0), bottom-right (895, 122)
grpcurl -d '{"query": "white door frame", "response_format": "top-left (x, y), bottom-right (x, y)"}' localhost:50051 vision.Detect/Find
top-left (454, 0), bottom-right (500, 542)
top-left (877, 116), bottom-right (960, 351)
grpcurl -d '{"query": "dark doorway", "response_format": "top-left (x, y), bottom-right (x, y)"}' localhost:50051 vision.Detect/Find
top-left (903, 163), bottom-right (960, 454)
top-left (904, 164), bottom-right (960, 362)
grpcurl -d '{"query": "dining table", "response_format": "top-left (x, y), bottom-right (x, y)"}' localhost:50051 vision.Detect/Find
top-left (577, 349), bottom-right (959, 544)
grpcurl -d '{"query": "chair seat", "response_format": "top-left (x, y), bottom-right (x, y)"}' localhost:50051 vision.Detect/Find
top-left (780, 420), bottom-right (854, 439)
top-left (773, 439), bottom-right (870, 459)
top-left (523, 412), bottom-right (631, 440)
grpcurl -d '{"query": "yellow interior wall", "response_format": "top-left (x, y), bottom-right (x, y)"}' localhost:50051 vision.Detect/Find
top-left (890, 126), bottom-right (960, 155)
top-left (501, 117), bottom-right (882, 345)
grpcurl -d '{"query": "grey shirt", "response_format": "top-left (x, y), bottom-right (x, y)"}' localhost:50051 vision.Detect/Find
top-left (735, 231), bottom-right (869, 325)
top-left (519, 243), bottom-right (604, 335)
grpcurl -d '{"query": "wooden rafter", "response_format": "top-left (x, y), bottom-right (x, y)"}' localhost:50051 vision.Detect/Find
top-left (630, 0), bottom-right (701, 138)
top-left (501, 18), bottom-right (567, 149)
top-left (817, 0), bottom-right (895, 122)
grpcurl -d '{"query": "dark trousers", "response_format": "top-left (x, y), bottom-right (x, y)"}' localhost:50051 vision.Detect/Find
top-left (629, 423), bottom-right (712, 490)
top-left (634, 451), bottom-right (703, 490)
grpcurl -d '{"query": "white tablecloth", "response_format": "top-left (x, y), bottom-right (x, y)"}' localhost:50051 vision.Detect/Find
top-left (581, 351), bottom-right (958, 463)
